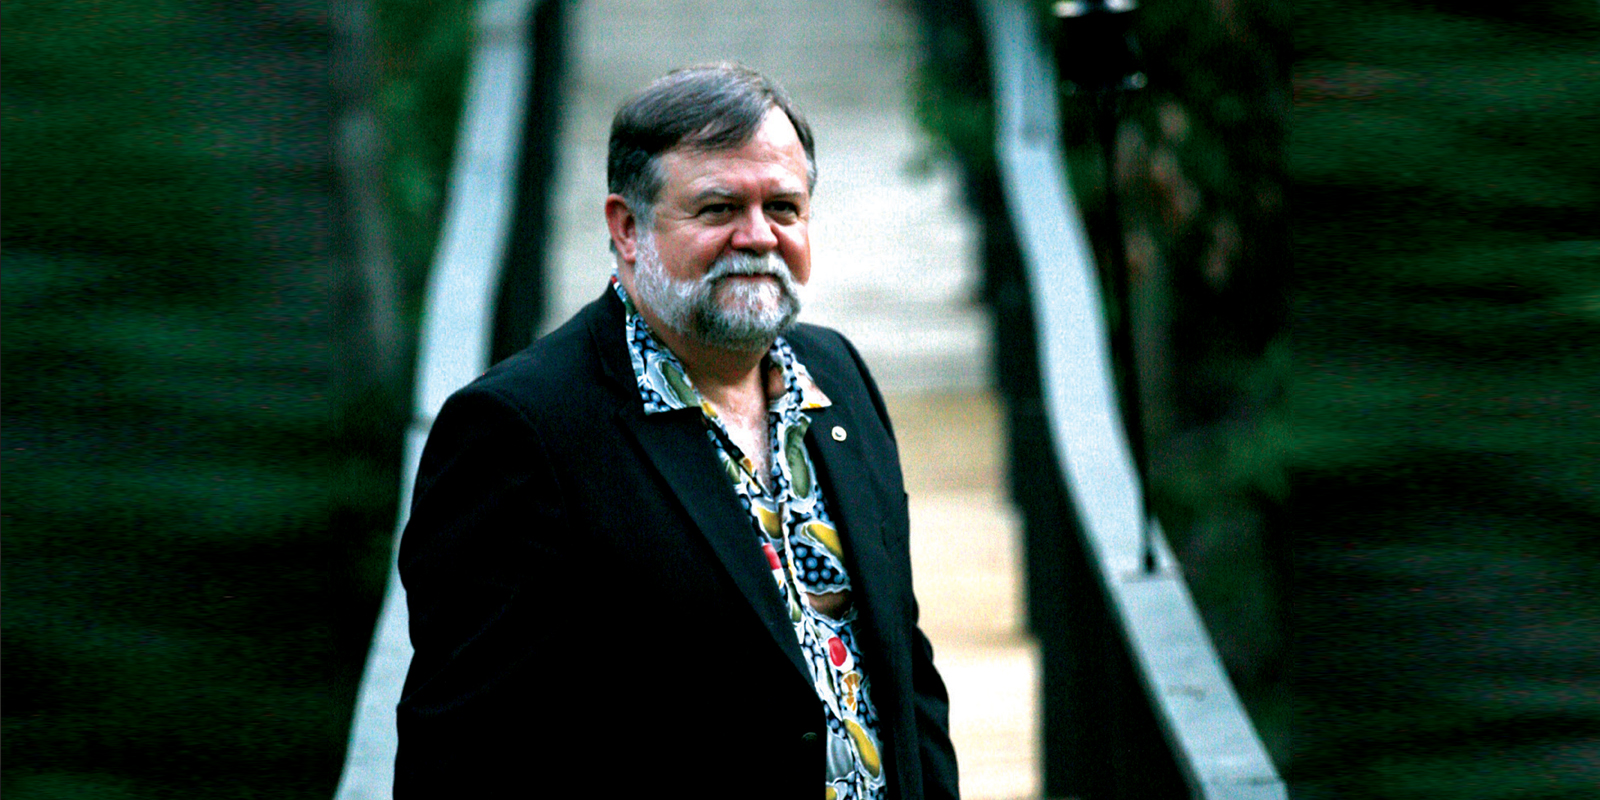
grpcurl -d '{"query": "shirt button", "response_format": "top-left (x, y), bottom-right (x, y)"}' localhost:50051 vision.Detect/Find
top-left (801, 732), bottom-right (820, 744)
top-left (831, 426), bottom-right (847, 441)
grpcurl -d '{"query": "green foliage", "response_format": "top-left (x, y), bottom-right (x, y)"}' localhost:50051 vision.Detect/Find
top-left (3, 258), bottom-right (354, 798)
top-left (907, 2), bottom-right (995, 185)
top-left (1290, 3), bottom-right (1600, 480)
top-left (377, 0), bottom-right (474, 311)
top-left (0, 0), bottom-right (469, 796)
top-left (1, 0), bottom-right (250, 295)
top-left (1288, 3), bottom-right (1600, 798)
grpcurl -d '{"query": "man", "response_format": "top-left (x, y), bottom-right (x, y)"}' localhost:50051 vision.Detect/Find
top-left (395, 64), bottom-right (959, 799)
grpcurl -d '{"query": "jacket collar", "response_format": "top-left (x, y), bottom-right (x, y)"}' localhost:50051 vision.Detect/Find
top-left (609, 278), bottom-right (832, 418)
top-left (582, 287), bottom-right (904, 698)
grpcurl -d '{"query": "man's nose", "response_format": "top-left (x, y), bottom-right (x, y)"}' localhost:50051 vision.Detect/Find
top-left (729, 206), bottom-right (779, 253)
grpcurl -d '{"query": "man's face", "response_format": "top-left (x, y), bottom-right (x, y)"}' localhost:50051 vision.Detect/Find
top-left (632, 226), bottom-right (804, 351)
top-left (611, 108), bottom-right (813, 351)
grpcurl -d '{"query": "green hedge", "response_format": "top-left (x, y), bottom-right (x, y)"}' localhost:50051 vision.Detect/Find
top-left (3, 2), bottom-right (470, 796)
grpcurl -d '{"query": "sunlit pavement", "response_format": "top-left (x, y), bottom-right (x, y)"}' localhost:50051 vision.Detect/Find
top-left (889, 391), bottom-right (1041, 800)
top-left (545, 3), bottom-right (1039, 796)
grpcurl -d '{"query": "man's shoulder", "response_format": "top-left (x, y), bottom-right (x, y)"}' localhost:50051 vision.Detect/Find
top-left (453, 290), bottom-right (623, 412)
top-left (785, 322), bottom-right (892, 410)
top-left (784, 322), bottom-right (865, 381)
top-left (785, 321), bottom-right (899, 445)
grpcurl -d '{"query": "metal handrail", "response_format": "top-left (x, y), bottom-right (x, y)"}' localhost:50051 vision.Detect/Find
top-left (335, 1), bottom-right (539, 795)
top-left (977, 0), bottom-right (1286, 796)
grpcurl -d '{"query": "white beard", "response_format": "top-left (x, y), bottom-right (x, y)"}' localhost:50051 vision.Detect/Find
top-left (631, 231), bottom-right (803, 352)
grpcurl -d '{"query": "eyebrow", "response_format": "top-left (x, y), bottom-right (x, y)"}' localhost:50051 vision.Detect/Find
top-left (688, 186), bottom-right (808, 205)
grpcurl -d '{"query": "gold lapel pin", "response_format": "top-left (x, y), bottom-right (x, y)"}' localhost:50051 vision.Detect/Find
top-left (831, 426), bottom-right (847, 441)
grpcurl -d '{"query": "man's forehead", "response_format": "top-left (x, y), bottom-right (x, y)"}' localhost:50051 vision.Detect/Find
top-left (671, 164), bottom-right (810, 197)
top-left (659, 114), bottom-right (811, 195)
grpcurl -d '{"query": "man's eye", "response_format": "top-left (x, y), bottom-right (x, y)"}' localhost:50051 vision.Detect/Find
top-left (767, 202), bottom-right (799, 217)
top-left (700, 204), bottom-right (733, 216)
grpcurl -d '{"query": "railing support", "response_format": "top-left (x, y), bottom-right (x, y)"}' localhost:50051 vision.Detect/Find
top-left (334, 1), bottom-right (542, 796)
top-left (978, 0), bottom-right (1286, 796)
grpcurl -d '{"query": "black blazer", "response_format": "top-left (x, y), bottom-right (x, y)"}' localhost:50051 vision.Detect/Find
top-left (395, 289), bottom-right (960, 799)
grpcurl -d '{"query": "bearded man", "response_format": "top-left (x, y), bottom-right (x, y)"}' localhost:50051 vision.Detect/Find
top-left (394, 64), bottom-right (960, 800)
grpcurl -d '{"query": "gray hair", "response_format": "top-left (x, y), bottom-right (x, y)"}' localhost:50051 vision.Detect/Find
top-left (608, 63), bottom-right (817, 228)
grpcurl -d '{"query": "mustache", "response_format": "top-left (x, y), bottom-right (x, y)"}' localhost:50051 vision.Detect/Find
top-left (704, 252), bottom-right (789, 282)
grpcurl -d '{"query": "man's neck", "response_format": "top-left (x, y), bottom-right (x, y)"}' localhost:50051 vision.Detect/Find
top-left (635, 303), bottom-right (772, 407)
top-left (638, 305), bottom-right (779, 488)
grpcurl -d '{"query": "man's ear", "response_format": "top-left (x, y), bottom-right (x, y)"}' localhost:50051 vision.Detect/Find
top-left (604, 195), bottom-right (640, 266)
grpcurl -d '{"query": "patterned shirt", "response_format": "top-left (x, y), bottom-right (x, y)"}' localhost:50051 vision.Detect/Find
top-left (614, 279), bottom-right (887, 800)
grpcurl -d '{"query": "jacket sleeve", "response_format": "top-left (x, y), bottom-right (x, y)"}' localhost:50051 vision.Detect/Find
top-left (393, 385), bottom-right (578, 797)
top-left (910, 606), bottom-right (961, 800)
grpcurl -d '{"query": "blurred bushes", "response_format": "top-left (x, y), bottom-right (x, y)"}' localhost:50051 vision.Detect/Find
top-left (2, 0), bottom-right (251, 290)
top-left (910, 1), bottom-right (1600, 797)
top-left (3, 1), bottom-right (468, 797)
top-left (1289, 3), bottom-right (1600, 798)
top-left (377, 0), bottom-right (472, 312)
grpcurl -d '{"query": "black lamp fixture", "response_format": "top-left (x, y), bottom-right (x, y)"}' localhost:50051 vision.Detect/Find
top-left (1053, 0), bottom-right (1147, 95)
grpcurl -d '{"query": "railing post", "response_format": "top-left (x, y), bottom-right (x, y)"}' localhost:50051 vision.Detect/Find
top-left (977, 0), bottom-right (1286, 796)
top-left (334, 2), bottom-right (548, 796)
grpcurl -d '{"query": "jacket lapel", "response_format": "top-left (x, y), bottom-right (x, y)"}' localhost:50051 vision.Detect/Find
top-left (801, 402), bottom-right (907, 686)
top-left (588, 290), bottom-right (813, 686)
top-left (617, 407), bottom-right (813, 682)
top-left (803, 395), bottom-right (917, 798)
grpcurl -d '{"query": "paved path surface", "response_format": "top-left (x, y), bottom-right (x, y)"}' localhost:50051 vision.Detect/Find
top-left (543, 3), bottom-right (1040, 797)
top-left (888, 392), bottom-right (1041, 800)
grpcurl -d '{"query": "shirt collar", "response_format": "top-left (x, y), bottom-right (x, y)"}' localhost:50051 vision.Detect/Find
top-left (612, 276), bottom-right (832, 417)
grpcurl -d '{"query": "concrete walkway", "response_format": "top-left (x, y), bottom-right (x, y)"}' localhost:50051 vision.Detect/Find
top-left (889, 392), bottom-right (1040, 800)
top-left (542, 2), bottom-right (1039, 798)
